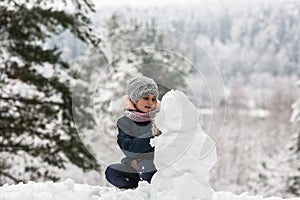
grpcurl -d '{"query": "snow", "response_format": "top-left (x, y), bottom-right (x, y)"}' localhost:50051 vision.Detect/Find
top-left (1, 179), bottom-right (298, 200)
top-left (150, 90), bottom-right (217, 200)
top-left (290, 99), bottom-right (300, 124)
top-left (0, 179), bottom-right (151, 200)
top-left (32, 63), bottom-right (54, 79)
top-left (0, 90), bottom-right (298, 200)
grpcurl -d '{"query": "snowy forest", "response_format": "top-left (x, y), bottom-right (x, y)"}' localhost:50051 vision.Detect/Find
top-left (0, 0), bottom-right (300, 199)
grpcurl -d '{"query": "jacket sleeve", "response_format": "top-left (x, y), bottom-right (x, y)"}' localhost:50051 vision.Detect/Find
top-left (117, 124), bottom-right (154, 157)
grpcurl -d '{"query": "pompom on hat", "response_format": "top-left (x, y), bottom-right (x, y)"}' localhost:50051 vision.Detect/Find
top-left (126, 76), bottom-right (159, 104)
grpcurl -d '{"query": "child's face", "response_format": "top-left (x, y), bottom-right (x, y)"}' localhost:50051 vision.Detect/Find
top-left (135, 95), bottom-right (157, 113)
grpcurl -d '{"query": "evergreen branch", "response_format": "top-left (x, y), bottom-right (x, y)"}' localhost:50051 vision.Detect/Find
top-left (0, 96), bottom-right (64, 106)
top-left (0, 171), bottom-right (24, 183)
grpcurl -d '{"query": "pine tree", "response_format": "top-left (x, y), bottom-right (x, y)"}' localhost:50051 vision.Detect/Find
top-left (0, 0), bottom-right (100, 184)
top-left (287, 80), bottom-right (300, 195)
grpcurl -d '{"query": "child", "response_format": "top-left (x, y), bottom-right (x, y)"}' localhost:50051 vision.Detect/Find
top-left (105, 76), bottom-right (161, 189)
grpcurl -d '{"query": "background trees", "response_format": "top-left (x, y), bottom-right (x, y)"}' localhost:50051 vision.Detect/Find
top-left (0, 0), bottom-right (100, 184)
top-left (287, 80), bottom-right (300, 195)
top-left (1, 0), bottom-right (300, 197)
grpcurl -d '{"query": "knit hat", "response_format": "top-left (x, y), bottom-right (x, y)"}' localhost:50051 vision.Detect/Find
top-left (126, 76), bottom-right (159, 104)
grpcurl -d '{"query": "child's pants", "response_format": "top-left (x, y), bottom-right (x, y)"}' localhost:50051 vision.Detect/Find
top-left (105, 160), bottom-right (157, 189)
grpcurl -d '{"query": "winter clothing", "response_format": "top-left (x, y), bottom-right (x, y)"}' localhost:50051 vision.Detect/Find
top-left (117, 116), bottom-right (155, 159)
top-left (122, 95), bottom-right (161, 137)
top-left (105, 161), bottom-right (156, 189)
top-left (122, 94), bottom-right (160, 112)
top-left (126, 76), bottom-right (159, 104)
top-left (105, 84), bottom-right (160, 189)
top-left (105, 117), bottom-right (157, 189)
top-left (123, 109), bottom-right (152, 122)
top-left (105, 163), bottom-right (140, 189)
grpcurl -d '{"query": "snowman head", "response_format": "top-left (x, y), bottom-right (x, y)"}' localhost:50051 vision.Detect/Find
top-left (155, 89), bottom-right (200, 133)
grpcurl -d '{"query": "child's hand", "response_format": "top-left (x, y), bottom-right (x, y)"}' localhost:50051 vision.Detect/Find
top-left (152, 122), bottom-right (162, 137)
top-left (130, 160), bottom-right (138, 170)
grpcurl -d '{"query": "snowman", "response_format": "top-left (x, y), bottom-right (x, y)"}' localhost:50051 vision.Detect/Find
top-left (150, 90), bottom-right (217, 200)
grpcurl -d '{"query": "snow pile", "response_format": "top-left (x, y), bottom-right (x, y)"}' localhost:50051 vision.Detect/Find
top-left (0, 179), bottom-right (151, 200)
top-left (150, 89), bottom-right (217, 200)
top-left (1, 179), bottom-right (299, 200)
top-left (213, 192), bottom-right (299, 200)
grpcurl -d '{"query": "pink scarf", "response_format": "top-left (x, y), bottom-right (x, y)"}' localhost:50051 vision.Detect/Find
top-left (122, 95), bottom-right (160, 122)
top-left (123, 110), bottom-right (152, 122)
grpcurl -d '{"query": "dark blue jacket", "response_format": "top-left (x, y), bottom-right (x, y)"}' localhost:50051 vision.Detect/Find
top-left (117, 116), bottom-right (154, 165)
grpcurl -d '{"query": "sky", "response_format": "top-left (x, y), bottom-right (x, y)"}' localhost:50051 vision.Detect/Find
top-left (94, 0), bottom-right (202, 8)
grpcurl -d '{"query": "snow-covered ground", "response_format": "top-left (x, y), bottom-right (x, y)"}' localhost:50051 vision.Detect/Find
top-left (1, 179), bottom-right (299, 200)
